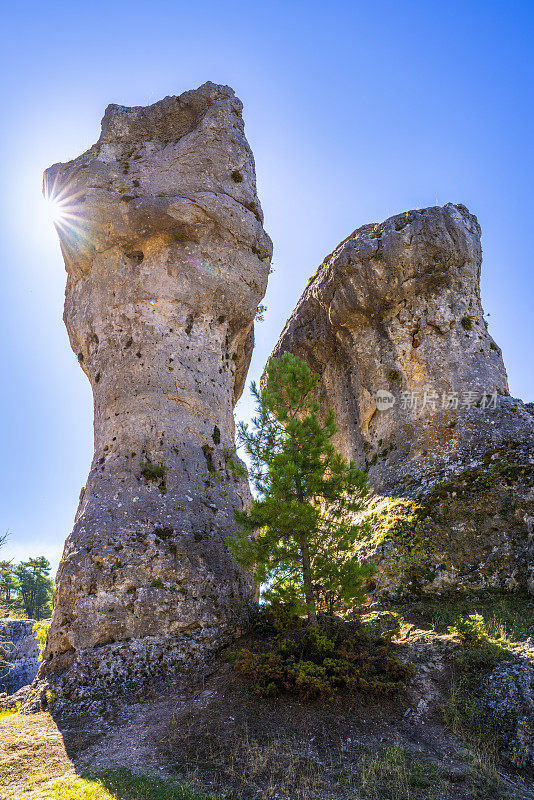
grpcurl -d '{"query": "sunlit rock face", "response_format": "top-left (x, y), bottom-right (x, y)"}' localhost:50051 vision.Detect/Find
top-left (271, 204), bottom-right (534, 595)
top-left (42, 83), bottom-right (272, 696)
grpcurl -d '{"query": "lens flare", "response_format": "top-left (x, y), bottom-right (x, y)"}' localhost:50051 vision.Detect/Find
top-left (43, 167), bottom-right (89, 233)
top-left (45, 195), bottom-right (70, 226)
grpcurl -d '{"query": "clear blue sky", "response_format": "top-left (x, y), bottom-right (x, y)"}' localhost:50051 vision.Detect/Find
top-left (1, 0), bottom-right (533, 574)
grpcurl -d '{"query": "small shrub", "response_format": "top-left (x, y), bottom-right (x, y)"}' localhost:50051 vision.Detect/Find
top-left (448, 613), bottom-right (485, 644)
top-left (235, 618), bottom-right (413, 701)
top-left (387, 369), bottom-right (399, 381)
top-left (460, 316), bottom-right (472, 331)
top-left (33, 620), bottom-right (50, 662)
top-left (139, 461), bottom-right (168, 482)
top-left (231, 169), bottom-right (243, 183)
top-left (245, 200), bottom-right (259, 216)
top-left (139, 461), bottom-right (169, 493)
top-left (255, 303), bottom-right (267, 322)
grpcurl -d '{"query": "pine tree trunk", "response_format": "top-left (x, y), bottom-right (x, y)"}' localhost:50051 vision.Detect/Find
top-left (299, 535), bottom-right (317, 626)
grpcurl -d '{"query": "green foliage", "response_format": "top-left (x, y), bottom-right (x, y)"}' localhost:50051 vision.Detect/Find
top-left (447, 613), bottom-right (486, 644)
top-left (0, 559), bottom-right (19, 612)
top-left (387, 369), bottom-right (399, 381)
top-left (228, 353), bottom-right (374, 625)
top-left (32, 619), bottom-right (50, 661)
top-left (461, 315), bottom-right (473, 331)
top-left (402, 591), bottom-right (533, 649)
top-left (255, 303), bottom-right (267, 322)
top-left (139, 461), bottom-right (168, 481)
top-left (52, 768), bottom-right (217, 799)
top-left (8, 557), bottom-right (54, 619)
top-left (221, 445), bottom-right (248, 480)
top-left (433, 600), bottom-right (518, 785)
top-left (234, 618), bottom-right (413, 701)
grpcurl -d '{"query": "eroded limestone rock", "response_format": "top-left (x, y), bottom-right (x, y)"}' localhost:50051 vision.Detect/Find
top-left (270, 204), bottom-right (534, 595)
top-left (42, 83), bottom-right (272, 697)
top-left (0, 619), bottom-right (40, 695)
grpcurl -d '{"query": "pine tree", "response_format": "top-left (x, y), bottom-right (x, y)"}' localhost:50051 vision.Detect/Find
top-left (14, 557), bottom-right (54, 620)
top-left (228, 353), bottom-right (374, 626)
top-left (0, 561), bottom-right (19, 610)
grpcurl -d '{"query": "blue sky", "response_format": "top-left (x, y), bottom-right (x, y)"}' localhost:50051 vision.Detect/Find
top-left (1, 0), bottom-right (533, 574)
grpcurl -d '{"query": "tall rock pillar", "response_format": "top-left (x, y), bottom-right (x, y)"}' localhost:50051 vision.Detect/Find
top-left (42, 83), bottom-right (272, 696)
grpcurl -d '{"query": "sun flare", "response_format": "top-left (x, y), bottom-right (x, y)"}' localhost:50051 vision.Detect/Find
top-left (42, 170), bottom-right (89, 249)
top-left (45, 195), bottom-right (70, 226)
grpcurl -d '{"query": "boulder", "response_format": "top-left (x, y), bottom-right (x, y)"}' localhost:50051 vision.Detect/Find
top-left (481, 644), bottom-right (534, 768)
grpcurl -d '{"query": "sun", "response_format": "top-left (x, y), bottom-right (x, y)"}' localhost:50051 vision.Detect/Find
top-left (42, 169), bottom-right (87, 238)
top-left (44, 194), bottom-right (70, 226)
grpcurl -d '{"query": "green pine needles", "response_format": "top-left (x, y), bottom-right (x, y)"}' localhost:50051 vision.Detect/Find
top-left (228, 353), bottom-right (375, 626)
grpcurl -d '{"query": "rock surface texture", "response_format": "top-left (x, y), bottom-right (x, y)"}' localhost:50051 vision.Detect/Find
top-left (42, 83), bottom-right (272, 698)
top-left (270, 204), bottom-right (534, 595)
top-left (0, 619), bottom-right (40, 695)
top-left (480, 640), bottom-right (534, 768)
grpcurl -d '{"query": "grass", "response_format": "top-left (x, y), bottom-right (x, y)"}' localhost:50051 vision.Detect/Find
top-left (163, 721), bottom-right (451, 800)
top-left (0, 711), bottom-right (216, 800)
top-left (51, 771), bottom-right (216, 800)
top-left (359, 744), bottom-right (442, 799)
top-left (402, 591), bottom-right (534, 647)
top-left (395, 592), bottom-right (534, 796)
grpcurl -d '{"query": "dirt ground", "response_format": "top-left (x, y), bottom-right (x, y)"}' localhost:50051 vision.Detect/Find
top-left (2, 613), bottom-right (534, 800)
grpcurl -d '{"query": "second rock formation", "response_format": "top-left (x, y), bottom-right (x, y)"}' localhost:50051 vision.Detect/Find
top-left (271, 204), bottom-right (534, 595)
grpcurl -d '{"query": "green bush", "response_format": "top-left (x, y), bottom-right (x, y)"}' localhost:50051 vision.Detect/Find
top-left (460, 316), bottom-right (472, 331)
top-left (33, 619), bottom-right (50, 661)
top-left (139, 461), bottom-right (168, 481)
top-left (235, 617), bottom-right (413, 701)
top-left (447, 613), bottom-right (485, 644)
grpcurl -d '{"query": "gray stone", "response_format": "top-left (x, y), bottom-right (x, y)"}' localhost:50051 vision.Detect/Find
top-left (41, 82), bottom-right (272, 698)
top-left (0, 619), bottom-right (40, 695)
top-left (481, 656), bottom-right (534, 768)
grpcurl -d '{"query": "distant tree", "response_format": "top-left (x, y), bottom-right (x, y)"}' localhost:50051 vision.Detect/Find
top-left (0, 533), bottom-right (10, 618)
top-left (13, 557), bottom-right (54, 620)
top-left (0, 560), bottom-right (19, 613)
top-left (228, 353), bottom-right (374, 626)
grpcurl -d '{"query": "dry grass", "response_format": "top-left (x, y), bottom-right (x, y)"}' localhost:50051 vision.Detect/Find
top-left (162, 719), bottom-right (451, 800)
top-left (0, 711), bottom-right (213, 800)
top-left (0, 709), bottom-right (76, 799)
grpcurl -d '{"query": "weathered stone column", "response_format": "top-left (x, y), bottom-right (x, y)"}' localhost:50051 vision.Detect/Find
top-left (42, 83), bottom-right (272, 696)
top-left (271, 204), bottom-right (534, 595)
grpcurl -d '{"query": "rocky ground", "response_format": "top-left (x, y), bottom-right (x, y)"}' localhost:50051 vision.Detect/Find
top-left (2, 593), bottom-right (533, 800)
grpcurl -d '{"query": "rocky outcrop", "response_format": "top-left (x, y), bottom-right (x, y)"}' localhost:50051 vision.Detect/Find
top-left (481, 640), bottom-right (534, 768)
top-left (270, 204), bottom-right (534, 596)
top-left (42, 83), bottom-right (272, 698)
top-left (0, 619), bottom-right (40, 695)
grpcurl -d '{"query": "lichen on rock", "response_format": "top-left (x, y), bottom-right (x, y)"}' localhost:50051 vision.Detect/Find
top-left (41, 82), bottom-right (272, 699)
top-left (480, 641), bottom-right (534, 768)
